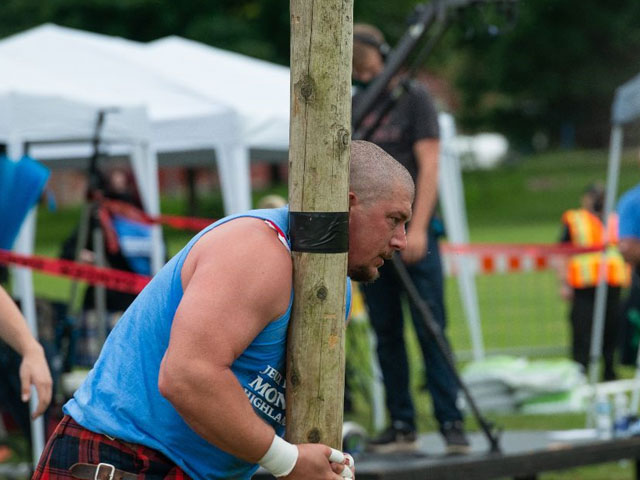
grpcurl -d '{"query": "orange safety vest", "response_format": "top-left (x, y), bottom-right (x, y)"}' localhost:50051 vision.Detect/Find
top-left (562, 209), bottom-right (630, 288)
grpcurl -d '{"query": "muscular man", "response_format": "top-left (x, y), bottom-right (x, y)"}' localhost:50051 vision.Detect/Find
top-left (33, 140), bottom-right (414, 480)
top-left (352, 23), bottom-right (469, 454)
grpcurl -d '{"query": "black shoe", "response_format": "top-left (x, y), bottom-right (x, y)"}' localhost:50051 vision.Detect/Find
top-left (441, 421), bottom-right (470, 455)
top-left (367, 421), bottom-right (418, 454)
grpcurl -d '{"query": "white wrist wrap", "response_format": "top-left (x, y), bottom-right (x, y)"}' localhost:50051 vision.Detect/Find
top-left (258, 435), bottom-right (299, 478)
top-left (329, 449), bottom-right (355, 478)
top-left (329, 448), bottom-right (345, 463)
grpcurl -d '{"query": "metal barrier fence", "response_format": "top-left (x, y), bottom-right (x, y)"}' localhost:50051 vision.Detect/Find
top-left (346, 243), bottom-right (626, 430)
top-left (441, 243), bottom-right (611, 361)
top-left (348, 244), bottom-right (587, 366)
top-left (445, 269), bottom-right (569, 361)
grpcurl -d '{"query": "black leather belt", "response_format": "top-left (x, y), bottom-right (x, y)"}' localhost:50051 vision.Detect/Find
top-left (70, 462), bottom-right (138, 480)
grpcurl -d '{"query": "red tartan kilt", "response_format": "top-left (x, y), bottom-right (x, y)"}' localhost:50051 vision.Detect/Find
top-left (33, 415), bottom-right (191, 480)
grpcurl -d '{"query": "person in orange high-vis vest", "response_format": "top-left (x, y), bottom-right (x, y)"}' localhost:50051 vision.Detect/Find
top-left (559, 183), bottom-right (630, 380)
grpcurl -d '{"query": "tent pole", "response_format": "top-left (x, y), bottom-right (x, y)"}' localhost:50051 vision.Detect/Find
top-left (215, 145), bottom-right (239, 214)
top-left (215, 143), bottom-right (252, 215)
top-left (233, 145), bottom-right (252, 212)
top-left (587, 124), bottom-right (624, 421)
top-left (92, 228), bottom-right (108, 350)
top-left (131, 142), bottom-right (164, 274)
top-left (8, 140), bottom-right (46, 468)
top-left (147, 145), bottom-right (165, 274)
top-left (437, 113), bottom-right (484, 360)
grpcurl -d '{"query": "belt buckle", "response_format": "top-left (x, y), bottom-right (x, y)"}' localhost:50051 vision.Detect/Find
top-left (94, 463), bottom-right (115, 480)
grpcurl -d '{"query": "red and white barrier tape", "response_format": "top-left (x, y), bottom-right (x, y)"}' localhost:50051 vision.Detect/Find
top-left (99, 202), bottom-right (608, 276)
top-left (441, 243), bottom-right (605, 276)
top-left (0, 203), bottom-right (213, 295)
top-left (0, 249), bottom-right (150, 294)
top-left (0, 241), bottom-right (608, 292)
top-left (102, 199), bottom-right (214, 232)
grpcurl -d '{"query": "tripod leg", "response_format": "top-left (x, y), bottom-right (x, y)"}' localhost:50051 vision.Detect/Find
top-left (91, 228), bottom-right (108, 351)
top-left (391, 253), bottom-right (501, 453)
top-left (67, 204), bottom-right (92, 317)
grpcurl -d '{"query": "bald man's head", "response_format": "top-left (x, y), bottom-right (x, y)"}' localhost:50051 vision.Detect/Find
top-left (350, 140), bottom-right (414, 206)
top-left (347, 140), bottom-right (414, 282)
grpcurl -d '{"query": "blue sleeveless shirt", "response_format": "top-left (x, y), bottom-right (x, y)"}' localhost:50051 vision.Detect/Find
top-left (64, 207), bottom-right (352, 480)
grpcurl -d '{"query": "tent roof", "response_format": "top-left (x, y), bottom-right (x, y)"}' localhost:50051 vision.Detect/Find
top-left (0, 24), bottom-right (254, 213)
top-left (0, 90), bottom-right (150, 146)
top-left (612, 72), bottom-right (640, 125)
top-left (0, 24), bottom-right (218, 120)
top-left (0, 24), bottom-right (243, 151)
top-left (143, 36), bottom-right (291, 151)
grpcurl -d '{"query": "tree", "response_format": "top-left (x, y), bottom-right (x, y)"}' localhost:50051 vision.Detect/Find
top-left (0, 0), bottom-right (291, 64)
top-left (448, 0), bottom-right (640, 148)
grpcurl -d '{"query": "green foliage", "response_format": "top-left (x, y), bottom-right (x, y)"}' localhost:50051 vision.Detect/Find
top-left (464, 149), bottom-right (640, 233)
top-left (351, 0), bottom-right (640, 149)
top-left (0, 0), bottom-right (291, 64)
top-left (448, 0), bottom-right (640, 148)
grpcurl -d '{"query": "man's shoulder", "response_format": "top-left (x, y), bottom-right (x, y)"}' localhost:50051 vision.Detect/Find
top-left (619, 183), bottom-right (640, 209)
top-left (624, 183), bottom-right (640, 198)
top-left (405, 79), bottom-right (432, 99)
top-left (403, 80), bottom-right (438, 122)
top-left (190, 215), bottom-right (292, 277)
top-left (561, 208), bottom-right (580, 220)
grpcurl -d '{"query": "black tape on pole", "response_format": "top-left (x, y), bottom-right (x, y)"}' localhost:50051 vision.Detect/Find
top-left (289, 211), bottom-right (349, 253)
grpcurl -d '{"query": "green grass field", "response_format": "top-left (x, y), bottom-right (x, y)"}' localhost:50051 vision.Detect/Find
top-left (13, 148), bottom-right (640, 479)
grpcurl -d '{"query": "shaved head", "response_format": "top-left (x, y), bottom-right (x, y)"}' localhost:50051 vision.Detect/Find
top-left (350, 140), bottom-right (414, 205)
top-left (347, 140), bottom-right (414, 282)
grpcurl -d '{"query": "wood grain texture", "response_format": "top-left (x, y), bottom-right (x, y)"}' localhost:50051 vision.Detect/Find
top-left (286, 0), bottom-right (353, 449)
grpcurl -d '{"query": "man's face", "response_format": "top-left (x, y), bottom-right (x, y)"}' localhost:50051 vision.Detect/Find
top-left (352, 47), bottom-right (385, 86)
top-left (347, 184), bottom-right (412, 282)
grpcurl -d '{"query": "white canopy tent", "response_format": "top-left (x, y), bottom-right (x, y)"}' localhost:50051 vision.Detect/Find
top-left (77, 32), bottom-right (291, 170)
top-left (140, 36), bottom-right (291, 154)
top-left (0, 89), bottom-right (161, 466)
top-left (438, 113), bottom-right (484, 360)
top-left (590, 73), bottom-right (640, 410)
top-left (0, 45), bottom-right (167, 273)
top-left (0, 24), bottom-right (251, 214)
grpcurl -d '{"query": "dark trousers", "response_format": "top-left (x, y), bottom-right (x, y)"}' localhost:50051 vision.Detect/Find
top-left (0, 343), bottom-right (31, 437)
top-left (570, 286), bottom-right (621, 380)
top-left (362, 231), bottom-right (462, 429)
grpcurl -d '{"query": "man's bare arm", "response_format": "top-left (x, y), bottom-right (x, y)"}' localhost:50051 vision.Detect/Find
top-left (158, 218), bottom-right (349, 479)
top-left (402, 138), bottom-right (439, 264)
top-left (159, 218), bottom-right (290, 461)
